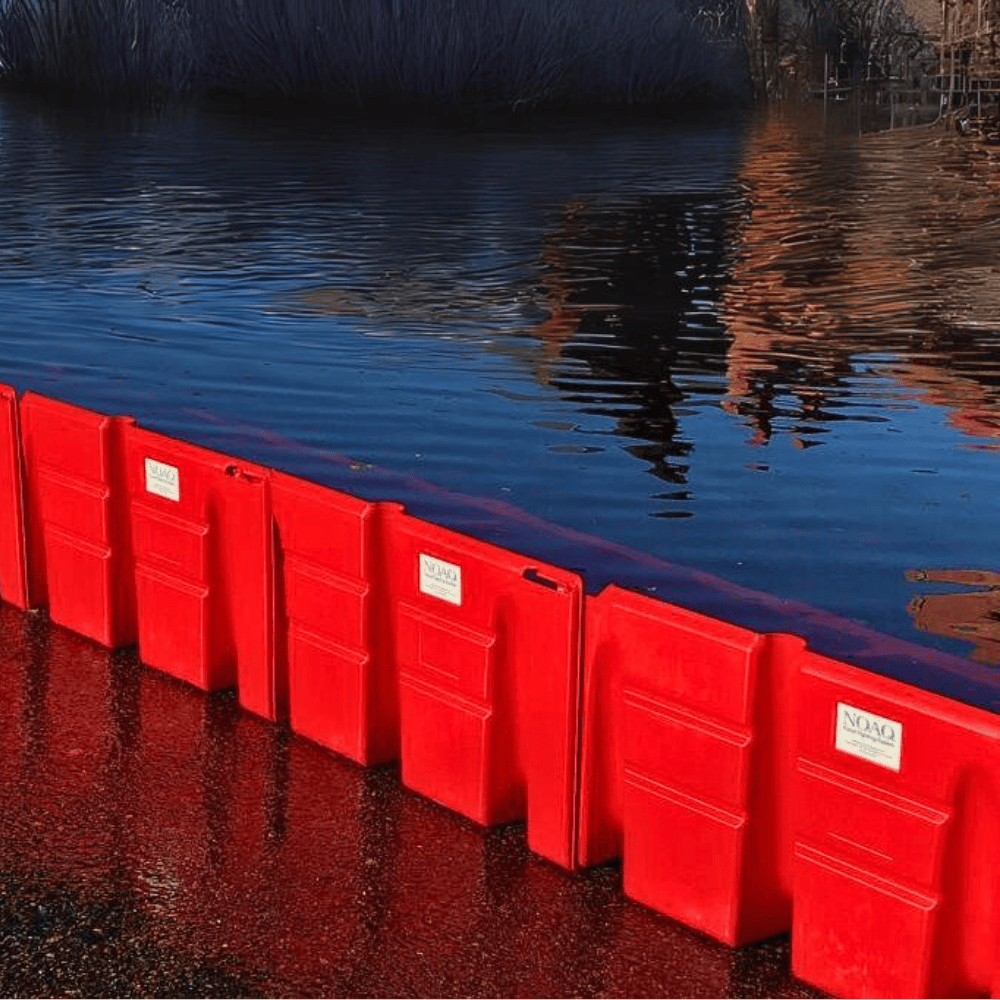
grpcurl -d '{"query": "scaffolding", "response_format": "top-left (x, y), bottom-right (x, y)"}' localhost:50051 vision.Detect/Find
top-left (938, 0), bottom-right (1000, 101)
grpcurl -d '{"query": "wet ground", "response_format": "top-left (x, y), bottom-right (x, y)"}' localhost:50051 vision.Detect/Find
top-left (0, 603), bottom-right (820, 998)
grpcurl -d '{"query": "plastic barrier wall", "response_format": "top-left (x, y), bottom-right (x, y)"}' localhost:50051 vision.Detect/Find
top-left (124, 426), bottom-right (274, 717)
top-left (21, 394), bottom-right (136, 647)
top-left (0, 386), bottom-right (27, 610)
top-left (578, 585), bottom-right (804, 946)
top-left (3, 384), bottom-right (999, 998)
top-left (793, 650), bottom-right (1000, 999)
top-left (387, 509), bottom-right (583, 869)
top-left (270, 472), bottom-right (398, 765)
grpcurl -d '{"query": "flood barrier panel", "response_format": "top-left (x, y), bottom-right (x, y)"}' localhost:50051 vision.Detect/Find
top-left (124, 426), bottom-right (273, 709)
top-left (5, 384), bottom-right (1000, 996)
top-left (577, 584), bottom-right (804, 946)
top-left (270, 470), bottom-right (398, 765)
top-left (385, 508), bottom-right (583, 869)
top-left (21, 393), bottom-right (136, 647)
top-left (0, 385), bottom-right (27, 610)
top-left (792, 650), bottom-right (1000, 999)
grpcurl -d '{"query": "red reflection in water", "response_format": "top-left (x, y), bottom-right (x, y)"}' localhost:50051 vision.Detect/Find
top-left (907, 569), bottom-right (1000, 667)
top-left (0, 605), bottom-right (817, 998)
top-left (722, 108), bottom-right (1000, 450)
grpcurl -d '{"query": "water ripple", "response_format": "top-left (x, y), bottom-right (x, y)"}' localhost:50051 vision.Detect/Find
top-left (0, 96), bottom-right (999, 663)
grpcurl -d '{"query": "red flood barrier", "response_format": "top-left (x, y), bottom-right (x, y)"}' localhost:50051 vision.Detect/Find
top-left (385, 509), bottom-right (583, 869)
top-left (0, 385), bottom-right (28, 610)
top-left (123, 426), bottom-right (273, 711)
top-left (793, 651), bottom-right (1000, 999)
top-left (21, 393), bottom-right (136, 646)
top-left (577, 585), bottom-right (803, 946)
top-left (270, 471), bottom-right (398, 765)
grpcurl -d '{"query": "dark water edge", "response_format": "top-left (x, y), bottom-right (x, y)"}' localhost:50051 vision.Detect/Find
top-left (0, 606), bottom-right (821, 998)
top-left (0, 82), bottom-right (756, 137)
top-left (0, 81), bottom-right (754, 128)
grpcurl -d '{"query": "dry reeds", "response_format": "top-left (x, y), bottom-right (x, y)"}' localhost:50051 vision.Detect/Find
top-left (0, 0), bottom-right (749, 109)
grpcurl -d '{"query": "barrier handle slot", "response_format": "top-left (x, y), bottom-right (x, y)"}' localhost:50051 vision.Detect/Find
top-left (523, 567), bottom-right (561, 592)
top-left (224, 463), bottom-right (265, 485)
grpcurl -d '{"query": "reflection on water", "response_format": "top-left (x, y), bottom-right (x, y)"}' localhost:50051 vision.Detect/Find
top-left (908, 569), bottom-right (1000, 666)
top-left (0, 95), bottom-right (998, 669)
top-left (715, 107), bottom-right (1000, 658)
top-left (722, 110), bottom-right (1000, 450)
top-left (534, 192), bottom-right (738, 487)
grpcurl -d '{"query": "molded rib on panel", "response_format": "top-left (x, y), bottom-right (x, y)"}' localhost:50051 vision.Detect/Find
top-left (124, 427), bottom-right (272, 703)
top-left (21, 393), bottom-right (136, 646)
top-left (0, 385), bottom-right (28, 609)
top-left (793, 650), bottom-right (1000, 999)
top-left (385, 508), bottom-right (583, 869)
top-left (577, 585), bottom-right (803, 946)
top-left (270, 471), bottom-right (398, 765)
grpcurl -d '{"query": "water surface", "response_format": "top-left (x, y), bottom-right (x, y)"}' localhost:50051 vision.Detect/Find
top-left (0, 93), bottom-right (998, 678)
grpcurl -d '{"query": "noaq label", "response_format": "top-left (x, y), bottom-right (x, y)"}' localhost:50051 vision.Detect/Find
top-left (145, 458), bottom-right (180, 502)
top-left (836, 702), bottom-right (903, 772)
top-left (419, 553), bottom-right (462, 606)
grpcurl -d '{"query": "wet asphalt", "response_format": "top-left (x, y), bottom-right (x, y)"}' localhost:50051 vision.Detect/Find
top-left (0, 604), bottom-right (822, 998)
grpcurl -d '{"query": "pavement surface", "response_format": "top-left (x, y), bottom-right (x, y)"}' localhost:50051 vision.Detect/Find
top-left (0, 604), bottom-right (822, 997)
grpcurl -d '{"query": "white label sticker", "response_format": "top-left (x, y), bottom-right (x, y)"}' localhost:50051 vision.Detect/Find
top-left (144, 457), bottom-right (180, 502)
top-left (419, 553), bottom-right (462, 606)
top-left (836, 702), bottom-right (903, 772)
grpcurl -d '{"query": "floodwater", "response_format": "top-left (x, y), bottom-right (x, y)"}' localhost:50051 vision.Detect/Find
top-left (0, 93), bottom-right (997, 677)
top-left (0, 89), bottom-right (997, 993)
